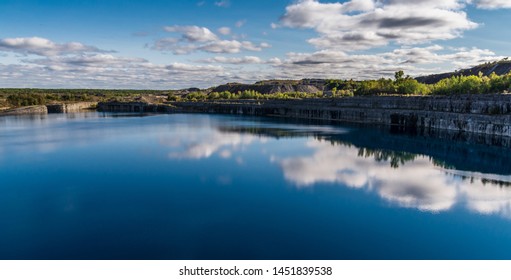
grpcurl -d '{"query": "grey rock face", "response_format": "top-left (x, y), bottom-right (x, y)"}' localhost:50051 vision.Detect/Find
top-left (98, 94), bottom-right (511, 137)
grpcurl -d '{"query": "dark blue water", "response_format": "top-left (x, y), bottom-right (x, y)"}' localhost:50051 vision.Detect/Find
top-left (1, 112), bottom-right (511, 260)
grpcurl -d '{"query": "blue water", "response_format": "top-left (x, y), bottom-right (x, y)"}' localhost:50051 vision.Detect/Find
top-left (1, 112), bottom-right (511, 260)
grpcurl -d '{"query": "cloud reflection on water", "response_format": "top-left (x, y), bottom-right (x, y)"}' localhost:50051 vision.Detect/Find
top-left (275, 140), bottom-right (459, 212)
top-left (166, 130), bottom-right (258, 160)
top-left (274, 139), bottom-right (511, 218)
top-left (168, 123), bottom-right (511, 219)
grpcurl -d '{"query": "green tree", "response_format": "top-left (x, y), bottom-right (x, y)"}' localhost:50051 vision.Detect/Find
top-left (394, 70), bottom-right (405, 81)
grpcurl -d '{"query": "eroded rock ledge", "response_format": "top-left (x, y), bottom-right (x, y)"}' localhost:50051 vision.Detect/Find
top-left (0, 102), bottom-right (97, 116)
top-left (98, 95), bottom-right (511, 137)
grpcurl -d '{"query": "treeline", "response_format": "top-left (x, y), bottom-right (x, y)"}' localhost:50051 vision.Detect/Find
top-left (6, 93), bottom-right (97, 107)
top-left (328, 71), bottom-right (430, 96)
top-left (173, 71), bottom-right (511, 103)
top-left (0, 88), bottom-right (165, 96)
top-left (327, 71), bottom-right (511, 96)
top-left (1, 88), bottom-right (168, 107)
top-left (431, 72), bottom-right (511, 95)
top-left (169, 90), bottom-right (323, 102)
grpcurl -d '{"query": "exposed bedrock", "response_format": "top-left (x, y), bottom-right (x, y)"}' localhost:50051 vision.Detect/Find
top-left (46, 102), bottom-right (97, 113)
top-left (98, 94), bottom-right (511, 137)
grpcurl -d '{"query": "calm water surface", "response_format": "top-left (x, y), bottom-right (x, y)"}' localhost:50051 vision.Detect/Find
top-left (1, 112), bottom-right (511, 259)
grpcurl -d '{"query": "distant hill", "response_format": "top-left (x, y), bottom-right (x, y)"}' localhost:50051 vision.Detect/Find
top-left (212, 79), bottom-right (326, 94)
top-left (416, 60), bottom-right (511, 84)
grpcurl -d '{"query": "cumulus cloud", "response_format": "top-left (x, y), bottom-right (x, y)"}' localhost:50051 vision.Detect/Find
top-left (474, 0), bottom-right (511, 9)
top-left (0, 37), bottom-right (111, 56)
top-left (279, 0), bottom-right (478, 50)
top-left (166, 62), bottom-right (223, 72)
top-left (0, 37), bottom-right (236, 88)
top-left (153, 25), bottom-right (270, 55)
top-left (198, 56), bottom-right (263, 64)
top-left (386, 0), bottom-right (465, 9)
top-left (218, 27), bottom-right (232, 35)
top-left (0, 62), bottom-right (228, 89)
top-left (1, 41), bottom-right (501, 89)
top-left (27, 54), bottom-right (146, 68)
top-left (0, 46), bottom-right (230, 89)
top-left (267, 0), bottom-right (501, 80)
top-left (163, 25), bottom-right (219, 42)
top-left (269, 45), bottom-right (503, 80)
top-left (202, 40), bottom-right (268, 53)
top-left (383, 45), bottom-right (502, 68)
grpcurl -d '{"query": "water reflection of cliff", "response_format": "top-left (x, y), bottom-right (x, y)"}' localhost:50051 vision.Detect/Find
top-left (218, 123), bottom-right (511, 176)
top-left (215, 123), bottom-right (511, 218)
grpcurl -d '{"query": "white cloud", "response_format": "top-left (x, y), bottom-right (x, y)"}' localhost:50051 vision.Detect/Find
top-left (474, 0), bottom-right (511, 9)
top-left (343, 0), bottom-right (375, 12)
top-left (1, 40), bottom-right (501, 89)
top-left (28, 54), bottom-right (146, 67)
top-left (198, 56), bottom-right (263, 64)
top-left (0, 37), bottom-right (110, 56)
top-left (272, 0), bottom-right (503, 80)
top-left (267, 57), bottom-right (283, 66)
top-left (235, 20), bottom-right (247, 28)
top-left (153, 25), bottom-right (270, 55)
top-left (218, 27), bottom-right (232, 35)
top-left (201, 40), bottom-right (263, 53)
top-left (166, 62), bottom-right (223, 72)
top-left (214, 0), bottom-right (231, 8)
top-left (269, 45), bottom-right (502, 80)
top-left (386, 0), bottom-right (465, 9)
top-left (163, 25), bottom-right (219, 42)
top-left (260, 42), bottom-right (271, 48)
top-left (279, 0), bottom-right (478, 50)
top-left (2, 63), bottom-right (228, 89)
top-left (0, 48), bottom-right (230, 89)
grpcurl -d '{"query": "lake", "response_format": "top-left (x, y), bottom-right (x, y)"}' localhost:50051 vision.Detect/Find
top-left (1, 112), bottom-right (511, 260)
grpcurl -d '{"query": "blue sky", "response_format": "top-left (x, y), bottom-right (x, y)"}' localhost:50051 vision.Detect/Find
top-left (0, 0), bottom-right (510, 89)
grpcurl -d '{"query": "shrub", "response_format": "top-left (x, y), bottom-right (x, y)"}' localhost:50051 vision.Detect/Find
top-left (168, 93), bottom-right (181, 101)
top-left (186, 92), bottom-right (207, 101)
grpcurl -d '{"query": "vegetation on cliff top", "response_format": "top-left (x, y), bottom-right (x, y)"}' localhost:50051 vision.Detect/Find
top-left (170, 90), bottom-right (324, 102)
top-left (327, 71), bottom-right (511, 96)
top-left (170, 70), bottom-right (511, 102)
top-left (416, 59), bottom-right (511, 84)
top-left (0, 89), bottom-right (167, 109)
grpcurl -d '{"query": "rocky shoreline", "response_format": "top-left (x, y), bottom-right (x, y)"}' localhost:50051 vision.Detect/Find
top-left (2, 95), bottom-right (511, 138)
top-left (97, 94), bottom-right (511, 138)
top-left (0, 102), bottom-right (97, 115)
